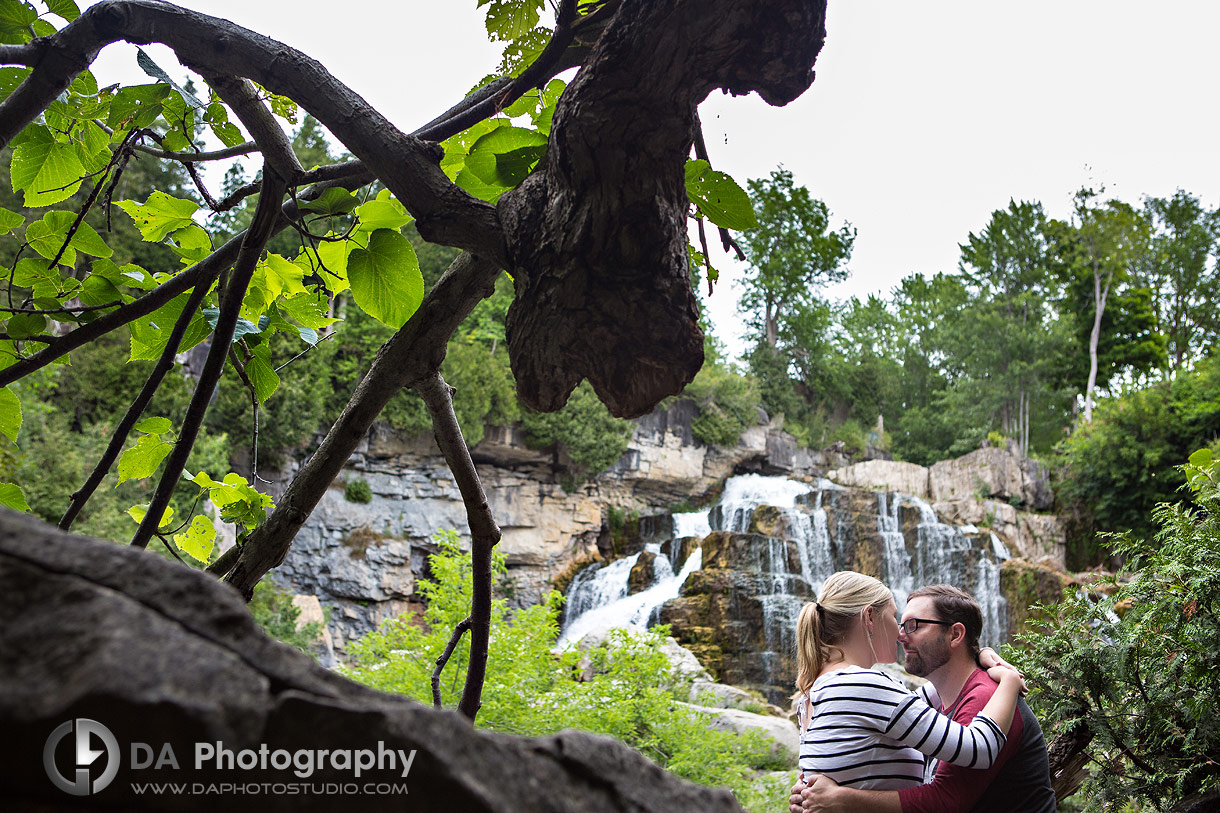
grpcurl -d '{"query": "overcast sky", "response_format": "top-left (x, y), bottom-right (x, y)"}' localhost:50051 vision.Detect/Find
top-left (86, 1), bottom-right (1220, 357)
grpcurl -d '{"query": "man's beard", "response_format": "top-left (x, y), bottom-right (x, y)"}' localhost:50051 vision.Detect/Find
top-left (904, 634), bottom-right (951, 677)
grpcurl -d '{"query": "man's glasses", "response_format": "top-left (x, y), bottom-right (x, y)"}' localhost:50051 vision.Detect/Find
top-left (898, 618), bottom-right (953, 635)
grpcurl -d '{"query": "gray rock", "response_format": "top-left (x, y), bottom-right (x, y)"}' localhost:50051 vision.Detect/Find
top-left (675, 702), bottom-right (800, 762)
top-left (0, 509), bottom-right (740, 812)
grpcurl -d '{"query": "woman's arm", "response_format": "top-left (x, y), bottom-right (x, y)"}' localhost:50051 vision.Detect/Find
top-left (883, 670), bottom-right (1020, 769)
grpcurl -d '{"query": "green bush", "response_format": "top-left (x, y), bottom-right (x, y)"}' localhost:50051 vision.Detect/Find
top-left (686, 362), bottom-right (760, 448)
top-left (1011, 449), bottom-right (1220, 808)
top-left (344, 478), bottom-right (372, 504)
top-left (343, 531), bottom-right (786, 810)
top-left (249, 580), bottom-right (326, 655)
top-left (1055, 357), bottom-right (1220, 567)
top-left (521, 381), bottom-right (632, 480)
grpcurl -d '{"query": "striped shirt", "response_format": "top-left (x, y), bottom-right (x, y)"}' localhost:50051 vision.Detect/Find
top-left (797, 666), bottom-right (1007, 790)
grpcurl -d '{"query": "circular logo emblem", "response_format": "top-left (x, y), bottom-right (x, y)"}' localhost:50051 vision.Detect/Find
top-left (43, 718), bottom-right (120, 796)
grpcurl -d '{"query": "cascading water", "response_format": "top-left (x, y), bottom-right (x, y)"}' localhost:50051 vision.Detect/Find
top-left (559, 473), bottom-right (1012, 696)
top-left (558, 544), bottom-right (703, 647)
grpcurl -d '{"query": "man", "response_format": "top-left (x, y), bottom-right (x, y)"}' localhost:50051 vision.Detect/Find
top-left (790, 585), bottom-right (1057, 812)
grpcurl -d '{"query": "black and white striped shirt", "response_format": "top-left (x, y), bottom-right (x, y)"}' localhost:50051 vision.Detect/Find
top-left (797, 666), bottom-right (1007, 790)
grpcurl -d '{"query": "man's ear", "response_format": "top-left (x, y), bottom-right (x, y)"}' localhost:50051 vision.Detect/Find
top-left (949, 622), bottom-right (967, 648)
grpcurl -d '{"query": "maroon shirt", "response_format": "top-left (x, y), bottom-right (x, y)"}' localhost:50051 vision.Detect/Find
top-left (897, 668), bottom-right (1055, 813)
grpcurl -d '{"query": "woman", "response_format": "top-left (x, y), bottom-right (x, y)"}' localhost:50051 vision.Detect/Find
top-left (793, 571), bottom-right (1021, 790)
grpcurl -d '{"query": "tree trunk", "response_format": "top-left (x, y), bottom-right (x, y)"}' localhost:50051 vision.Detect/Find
top-left (1084, 261), bottom-right (1112, 423)
top-left (499, 0), bottom-right (828, 418)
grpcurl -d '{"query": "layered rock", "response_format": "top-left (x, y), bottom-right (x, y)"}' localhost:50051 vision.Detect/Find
top-left (828, 447), bottom-right (1065, 569)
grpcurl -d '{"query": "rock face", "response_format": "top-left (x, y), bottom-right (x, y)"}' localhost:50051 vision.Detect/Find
top-left (826, 460), bottom-right (931, 498)
top-left (0, 509), bottom-right (740, 812)
top-left (828, 447), bottom-right (1065, 569)
top-left (1000, 558), bottom-right (1073, 638)
top-left (272, 400), bottom-right (826, 649)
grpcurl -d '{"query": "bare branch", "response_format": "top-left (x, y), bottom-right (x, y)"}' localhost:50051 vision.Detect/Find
top-left (131, 167), bottom-right (288, 550)
top-left (59, 280), bottom-right (212, 532)
top-left (132, 140), bottom-right (259, 163)
top-left (432, 616), bottom-right (472, 709)
top-left (212, 252), bottom-right (502, 593)
top-left (417, 371), bottom-right (501, 721)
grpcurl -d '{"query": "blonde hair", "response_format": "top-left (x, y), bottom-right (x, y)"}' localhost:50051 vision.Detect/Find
top-left (793, 571), bottom-right (894, 703)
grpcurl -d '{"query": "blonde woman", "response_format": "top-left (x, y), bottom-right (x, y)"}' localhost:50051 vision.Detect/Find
top-left (793, 571), bottom-right (1021, 790)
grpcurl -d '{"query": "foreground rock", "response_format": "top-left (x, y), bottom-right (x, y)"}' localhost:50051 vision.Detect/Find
top-left (0, 509), bottom-right (740, 812)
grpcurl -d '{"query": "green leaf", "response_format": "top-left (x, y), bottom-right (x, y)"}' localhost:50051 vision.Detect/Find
top-left (173, 514), bottom-right (216, 562)
top-left (44, 0), bottom-right (79, 21)
top-left (480, 0), bottom-right (545, 42)
top-left (312, 235), bottom-right (357, 294)
top-left (5, 311), bottom-right (46, 339)
top-left (258, 253), bottom-right (307, 299)
top-left (135, 47), bottom-right (205, 109)
top-left (115, 191), bottom-right (199, 242)
top-left (10, 124), bottom-right (85, 207)
top-left (354, 190), bottom-right (412, 232)
top-left (22, 218), bottom-right (75, 267)
top-left (134, 416), bottom-right (173, 435)
top-left (0, 386), bottom-right (21, 443)
top-left (281, 290), bottom-right (339, 331)
top-left (69, 68), bottom-right (97, 96)
top-left (0, 482), bottom-right (29, 511)
top-left (0, 66), bottom-right (31, 101)
top-left (0, 207), bottom-right (21, 235)
top-left (202, 307), bottom-right (262, 343)
top-left (245, 342), bottom-right (280, 404)
top-left (107, 83), bottom-right (171, 131)
top-left (0, 1), bottom-right (36, 45)
top-left (126, 503), bottom-right (174, 529)
top-left (77, 274), bottom-right (124, 311)
top-left (465, 126), bottom-right (548, 187)
top-left (117, 434), bottom-right (173, 483)
top-left (10, 256), bottom-right (58, 290)
top-left (684, 159), bottom-right (759, 231)
top-left (167, 223), bottom-right (212, 263)
top-left (1188, 448), bottom-right (1212, 468)
top-left (347, 229), bottom-right (424, 329)
top-left (297, 187), bottom-right (358, 216)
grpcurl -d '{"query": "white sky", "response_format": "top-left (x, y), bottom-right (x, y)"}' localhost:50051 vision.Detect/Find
top-left (84, 0), bottom-right (1220, 358)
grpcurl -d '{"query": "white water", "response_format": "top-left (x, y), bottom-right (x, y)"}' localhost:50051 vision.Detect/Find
top-left (558, 545), bottom-right (703, 647)
top-left (560, 473), bottom-right (1011, 674)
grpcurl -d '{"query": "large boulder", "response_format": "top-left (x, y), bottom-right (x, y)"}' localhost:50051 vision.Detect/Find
top-left (929, 447), bottom-right (1053, 510)
top-left (826, 460), bottom-right (930, 499)
top-left (675, 702), bottom-right (800, 762)
top-left (0, 509), bottom-right (740, 812)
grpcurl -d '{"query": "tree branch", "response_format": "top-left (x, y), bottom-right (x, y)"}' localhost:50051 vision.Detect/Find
top-left (416, 371), bottom-right (501, 721)
top-left (59, 280), bottom-right (212, 532)
top-left (212, 252), bottom-right (502, 595)
top-left (432, 616), bottom-right (472, 709)
top-left (206, 74), bottom-right (303, 183)
top-left (0, 170), bottom-right (372, 389)
top-left (131, 167), bottom-right (288, 550)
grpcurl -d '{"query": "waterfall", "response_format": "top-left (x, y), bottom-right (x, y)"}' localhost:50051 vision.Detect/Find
top-left (558, 545), bottom-right (702, 647)
top-left (558, 473), bottom-right (1013, 693)
top-left (904, 498), bottom-right (1009, 648)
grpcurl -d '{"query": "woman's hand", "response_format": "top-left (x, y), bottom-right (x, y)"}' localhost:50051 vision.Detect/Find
top-left (981, 647), bottom-right (1028, 693)
top-left (987, 664), bottom-right (1028, 694)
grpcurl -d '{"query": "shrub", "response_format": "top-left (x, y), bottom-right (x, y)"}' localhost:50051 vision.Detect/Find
top-left (249, 580), bottom-right (325, 656)
top-left (1011, 449), bottom-right (1220, 808)
top-left (521, 381), bottom-right (632, 480)
top-left (686, 362), bottom-right (760, 447)
top-left (343, 531), bottom-right (786, 811)
top-left (344, 477), bottom-right (372, 504)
